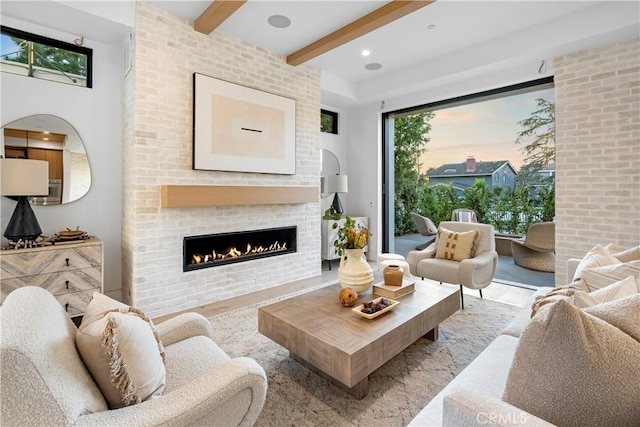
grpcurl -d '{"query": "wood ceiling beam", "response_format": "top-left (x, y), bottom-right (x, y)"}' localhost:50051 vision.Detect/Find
top-left (287, 0), bottom-right (435, 66)
top-left (195, 0), bottom-right (247, 35)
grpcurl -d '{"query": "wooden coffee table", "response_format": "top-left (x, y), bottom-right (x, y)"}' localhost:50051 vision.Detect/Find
top-left (258, 281), bottom-right (460, 399)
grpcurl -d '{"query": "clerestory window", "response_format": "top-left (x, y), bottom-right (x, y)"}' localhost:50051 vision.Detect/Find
top-left (1, 26), bottom-right (92, 88)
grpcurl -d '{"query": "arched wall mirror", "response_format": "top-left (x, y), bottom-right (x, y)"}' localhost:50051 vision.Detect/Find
top-left (2, 114), bottom-right (91, 205)
top-left (321, 149), bottom-right (339, 194)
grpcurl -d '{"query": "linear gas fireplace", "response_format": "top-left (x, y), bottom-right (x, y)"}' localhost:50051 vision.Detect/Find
top-left (183, 226), bottom-right (297, 272)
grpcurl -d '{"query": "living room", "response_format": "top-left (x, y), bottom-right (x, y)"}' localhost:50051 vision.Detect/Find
top-left (1, 1), bottom-right (639, 426)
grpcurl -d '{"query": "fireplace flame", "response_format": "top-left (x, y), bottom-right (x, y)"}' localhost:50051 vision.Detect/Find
top-left (191, 240), bottom-right (288, 265)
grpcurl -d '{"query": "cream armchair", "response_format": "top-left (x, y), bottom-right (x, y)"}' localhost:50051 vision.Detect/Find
top-left (407, 221), bottom-right (498, 308)
top-left (0, 287), bottom-right (267, 426)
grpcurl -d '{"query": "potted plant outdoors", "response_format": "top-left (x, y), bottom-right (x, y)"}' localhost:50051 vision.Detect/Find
top-left (333, 216), bottom-right (373, 294)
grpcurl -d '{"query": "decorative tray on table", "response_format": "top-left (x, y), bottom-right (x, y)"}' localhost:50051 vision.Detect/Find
top-left (352, 297), bottom-right (400, 320)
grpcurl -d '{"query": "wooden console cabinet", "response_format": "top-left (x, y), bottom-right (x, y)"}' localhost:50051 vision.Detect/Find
top-left (0, 240), bottom-right (103, 317)
top-left (321, 216), bottom-right (368, 265)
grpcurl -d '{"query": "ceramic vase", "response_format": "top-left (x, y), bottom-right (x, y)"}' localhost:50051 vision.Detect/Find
top-left (338, 248), bottom-right (373, 294)
top-left (383, 264), bottom-right (404, 286)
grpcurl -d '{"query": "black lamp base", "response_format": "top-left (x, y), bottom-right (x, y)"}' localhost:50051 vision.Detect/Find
top-left (331, 193), bottom-right (344, 215)
top-left (3, 196), bottom-right (42, 241)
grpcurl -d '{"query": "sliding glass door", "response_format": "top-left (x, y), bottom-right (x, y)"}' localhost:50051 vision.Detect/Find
top-left (382, 77), bottom-right (555, 285)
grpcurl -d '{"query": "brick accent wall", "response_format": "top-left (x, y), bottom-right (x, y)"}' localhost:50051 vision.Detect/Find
top-left (554, 38), bottom-right (640, 284)
top-left (122, 3), bottom-right (321, 317)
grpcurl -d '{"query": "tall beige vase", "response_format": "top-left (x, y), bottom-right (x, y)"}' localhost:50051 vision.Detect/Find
top-left (338, 248), bottom-right (373, 294)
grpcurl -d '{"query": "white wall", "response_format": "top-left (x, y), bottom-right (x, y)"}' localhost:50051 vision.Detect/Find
top-left (0, 15), bottom-right (127, 299)
top-left (346, 104), bottom-right (381, 259)
top-left (320, 103), bottom-right (348, 214)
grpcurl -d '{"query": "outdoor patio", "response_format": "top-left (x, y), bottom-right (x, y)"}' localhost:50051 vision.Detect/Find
top-left (393, 233), bottom-right (555, 289)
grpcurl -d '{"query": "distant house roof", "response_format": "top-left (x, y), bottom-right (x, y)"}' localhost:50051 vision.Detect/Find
top-left (427, 157), bottom-right (516, 177)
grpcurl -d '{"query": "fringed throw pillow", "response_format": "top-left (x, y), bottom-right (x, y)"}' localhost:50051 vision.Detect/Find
top-left (435, 227), bottom-right (479, 261)
top-left (76, 293), bottom-right (166, 409)
top-left (530, 276), bottom-right (638, 318)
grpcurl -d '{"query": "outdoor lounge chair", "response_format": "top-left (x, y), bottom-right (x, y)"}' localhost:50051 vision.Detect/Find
top-left (451, 208), bottom-right (478, 223)
top-left (511, 221), bottom-right (555, 272)
top-left (410, 212), bottom-right (438, 250)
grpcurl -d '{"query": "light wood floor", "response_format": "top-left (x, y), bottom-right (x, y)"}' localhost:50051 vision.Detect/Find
top-left (154, 264), bottom-right (535, 323)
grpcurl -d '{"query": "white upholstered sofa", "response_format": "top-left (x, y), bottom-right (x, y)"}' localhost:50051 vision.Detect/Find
top-left (408, 245), bottom-right (640, 427)
top-left (0, 286), bottom-right (267, 426)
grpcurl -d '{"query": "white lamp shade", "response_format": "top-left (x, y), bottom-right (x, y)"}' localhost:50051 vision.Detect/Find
top-left (1, 158), bottom-right (49, 196)
top-left (324, 174), bottom-right (348, 194)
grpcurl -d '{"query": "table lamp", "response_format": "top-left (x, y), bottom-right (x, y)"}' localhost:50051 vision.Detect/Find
top-left (1, 158), bottom-right (49, 241)
top-left (324, 174), bottom-right (348, 215)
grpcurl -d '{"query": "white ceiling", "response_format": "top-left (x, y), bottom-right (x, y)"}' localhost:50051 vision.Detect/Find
top-left (2, 1), bottom-right (639, 108)
top-left (148, 0), bottom-right (640, 107)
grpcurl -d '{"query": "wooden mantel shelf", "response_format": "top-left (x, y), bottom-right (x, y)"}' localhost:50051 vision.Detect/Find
top-left (161, 185), bottom-right (318, 208)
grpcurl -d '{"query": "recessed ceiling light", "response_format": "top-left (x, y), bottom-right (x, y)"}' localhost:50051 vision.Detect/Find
top-left (365, 63), bottom-right (382, 71)
top-left (268, 15), bottom-right (291, 29)
top-left (427, 24), bottom-right (437, 30)
top-left (361, 49), bottom-right (370, 57)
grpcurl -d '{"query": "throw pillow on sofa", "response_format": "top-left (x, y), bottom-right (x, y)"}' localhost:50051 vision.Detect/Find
top-left (76, 293), bottom-right (166, 409)
top-left (612, 245), bottom-right (640, 263)
top-left (503, 299), bottom-right (640, 427)
top-left (572, 244), bottom-right (621, 282)
top-left (529, 276), bottom-right (636, 317)
top-left (582, 260), bottom-right (640, 292)
top-left (435, 227), bottom-right (478, 261)
top-left (584, 294), bottom-right (640, 341)
top-left (530, 283), bottom-right (596, 317)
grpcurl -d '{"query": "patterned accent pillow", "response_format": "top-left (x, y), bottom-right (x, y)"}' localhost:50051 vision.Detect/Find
top-left (589, 275), bottom-right (637, 301)
top-left (530, 282), bottom-right (596, 318)
top-left (582, 260), bottom-right (640, 291)
top-left (530, 276), bottom-right (637, 317)
top-left (572, 244), bottom-right (621, 281)
top-left (76, 293), bottom-right (166, 409)
top-left (435, 227), bottom-right (479, 261)
top-left (613, 245), bottom-right (640, 263)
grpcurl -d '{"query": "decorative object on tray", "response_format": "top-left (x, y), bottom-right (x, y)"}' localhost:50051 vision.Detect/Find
top-left (335, 216), bottom-right (373, 294)
top-left (383, 264), bottom-right (404, 286)
top-left (373, 279), bottom-right (416, 299)
top-left (338, 287), bottom-right (358, 307)
top-left (53, 227), bottom-right (93, 244)
top-left (2, 236), bottom-right (53, 250)
top-left (352, 297), bottom-right (399, 319)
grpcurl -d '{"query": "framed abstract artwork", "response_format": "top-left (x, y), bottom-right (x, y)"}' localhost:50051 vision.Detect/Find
top-left (193, 73), bottom-right (296, 175)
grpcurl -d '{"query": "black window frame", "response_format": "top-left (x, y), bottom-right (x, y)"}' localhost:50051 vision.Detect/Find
top-left (1, 25), bottom-right (93, 88)
top-left (320, 109), bottom-right (338, 134)
top-left (381, 76), bottom-right (555, 252)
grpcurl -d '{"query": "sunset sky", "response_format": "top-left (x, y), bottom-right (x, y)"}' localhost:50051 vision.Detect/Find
top-left (418, 87), bottom-right (555, 174)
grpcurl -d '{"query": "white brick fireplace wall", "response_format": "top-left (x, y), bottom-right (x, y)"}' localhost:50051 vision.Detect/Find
top-left (122, 3), bottom-right (321, 317)
top-left (554, 38), bottom-right (640, 284)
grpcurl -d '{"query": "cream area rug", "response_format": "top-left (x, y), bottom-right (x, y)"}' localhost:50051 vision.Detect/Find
top-left (209, 285), bottom-right (521, 427)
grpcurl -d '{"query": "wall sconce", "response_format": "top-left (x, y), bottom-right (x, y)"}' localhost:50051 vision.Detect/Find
top-left (1, 158), bottom-right (49, 241)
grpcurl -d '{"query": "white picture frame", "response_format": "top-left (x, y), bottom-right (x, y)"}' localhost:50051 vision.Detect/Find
top-left (193, 73), bottom-right (296, 175)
